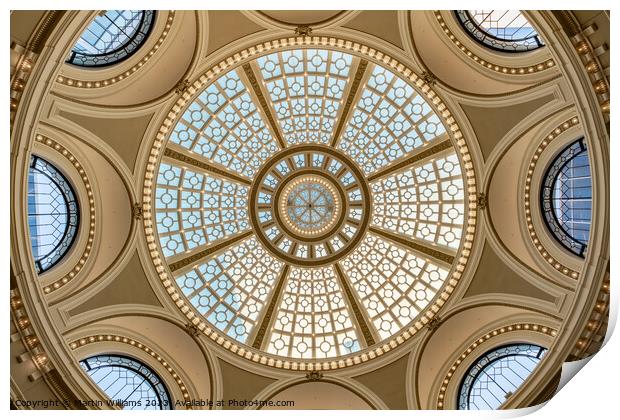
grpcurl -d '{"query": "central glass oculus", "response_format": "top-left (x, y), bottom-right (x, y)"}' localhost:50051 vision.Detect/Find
top-left (280, 175), bottom-right (341, 237)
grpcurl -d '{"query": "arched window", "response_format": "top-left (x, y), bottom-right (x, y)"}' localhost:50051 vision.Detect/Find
top-left (67, 10), bottom-right (156, 67)
top-left (458, 343), bottom-right (546, 410)
top-left (28, 156), bottom-right (79, 273)
top-left (455, 10), bottom-right (544, 52)
top-left (541, 139), bottom-right (592, 257)
top-left (80, 354), bottom-right (172, 410)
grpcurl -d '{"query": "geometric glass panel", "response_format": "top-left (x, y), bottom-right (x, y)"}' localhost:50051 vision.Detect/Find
top-left (27, 156), bottom-right (79, 273)
top-left (80, 354), bottom-right (172, 410)
top-left (455, 10), bottom-right (544, 52)
top-left (541, 139), bottom-right (592, 257)
top-left (67, 10), bottom-right (156, 67)
top-left (458, 344), bottom-right (547, 410)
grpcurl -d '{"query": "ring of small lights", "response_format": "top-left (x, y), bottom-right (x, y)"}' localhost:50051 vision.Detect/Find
top-left (142, 36), bottom-right (478, 371)
top-left (279, 175), bottom-right (342, 238)
top-left (249, 145), bottom-right (370, 267)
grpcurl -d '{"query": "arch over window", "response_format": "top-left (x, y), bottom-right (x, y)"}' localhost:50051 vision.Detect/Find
top-left (67, 10), bottom-right (156, 67)
top-left (458, 343), bottom-right (546, 410)
top-left (28, 156), bottom-right (79, 273)
top-left (541, 139), bottom-right (592, 257)
top-left (80, 354), bottom-right (172, 410)
top-left (455, 10), bottom-right (544, 52)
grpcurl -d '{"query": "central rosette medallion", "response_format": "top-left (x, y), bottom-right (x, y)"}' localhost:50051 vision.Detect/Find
top-left (249, 145), bottom-right (371, 267)
top-left (281, 175), bottom-right (340, 237)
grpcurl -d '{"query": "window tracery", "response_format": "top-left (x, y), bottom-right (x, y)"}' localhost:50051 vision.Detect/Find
top-left (455, 10), bottom-right (544, 53)
top-left (458, 344), bottom-right (546, 410)
top-left (28, 156), bottom-right (79, 273)
top-left (541, 139), bottom-right (592, 257)
top-left (80, 354), bottom-right (172, 410)
top-left (67, 10), bottom-right (156, 67)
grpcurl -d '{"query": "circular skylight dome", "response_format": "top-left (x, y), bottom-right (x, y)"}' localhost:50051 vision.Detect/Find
top-left (144, 39), bottom-right (477, 369)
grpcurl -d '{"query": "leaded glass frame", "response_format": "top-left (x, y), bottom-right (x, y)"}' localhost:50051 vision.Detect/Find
top-left (28, 156), bottom-right (79, 274)
top-left (540, 139), bottom-right (592, 257)
top-left (80, 354), bottom-right (172, 410)
top-left (67, 10), bottom-right (156, 68)
top-left (455, 10), bottom-right (544, 53)
top-left (458, 343), bottom-right (547, 410)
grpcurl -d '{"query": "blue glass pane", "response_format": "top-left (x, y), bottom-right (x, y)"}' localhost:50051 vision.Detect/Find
top-left (28, 156), bottom-right (79, 273)
top-left (81, 355), bottom-right (172, 410)
top-left (541, 139), bottom-right (592, 256)
top-left (455, 10), bottom-right (544, 52)
top-left (458, 344), bottom-right (546, 410)
top-left (67, 10), bottom-right (156, 67)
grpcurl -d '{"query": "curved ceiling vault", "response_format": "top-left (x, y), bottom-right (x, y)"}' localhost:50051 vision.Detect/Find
top-left (9, 9), bottom-right (610, 411)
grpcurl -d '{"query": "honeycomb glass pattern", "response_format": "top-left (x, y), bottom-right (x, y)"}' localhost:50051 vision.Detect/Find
top-left (266, 266), bottom-right (360, 358)
top-left (338, 64), bottom-right (447, 174)
top-left (27, 156), bottom-right (79, 273)
top-left (155, 162), bottom-right (250, 257)
top-left (455, 10), bottom-right (544, 52)
top-left (541, 139), bottom-right (592, 257)
top-left (340, 234), bottom-right (449, 340)
top-left (67, 10), bottom-right (156, 67)
top-left (458, 344), bottom-right (547, 410)
top-left (257, 49), bottom-right (352, 145)
top-left (80, 355), bottom-right (172, 410)
top-left (169, 69), bottom-right (281, 179)
top-left (370, 152), bottom-right (464, 249)
top-left (175, 237), bottom-right (284, 344)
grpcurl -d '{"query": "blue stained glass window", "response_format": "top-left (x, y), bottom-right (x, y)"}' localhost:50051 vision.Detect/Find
top-left (541, 139), bottom-right (592, 257)
top-left (28, 156), bottom-right (79, 274)
top-left (80, 354), bottom-right (172, 410)
top-left (455, 10), bottom-right (544, 52)
top-left (458, 344), bottom-right (547, 410)
top-left (67, 10), bottom-right (156, 67)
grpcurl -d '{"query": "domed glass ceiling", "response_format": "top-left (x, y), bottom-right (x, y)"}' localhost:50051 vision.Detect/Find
top-left (148, 44), bottom-right (473, 363)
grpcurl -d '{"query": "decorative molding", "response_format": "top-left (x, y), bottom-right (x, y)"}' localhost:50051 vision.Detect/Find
top-left (167, 230), bottom-right (253, 272)
top-left (523, 116), bottom-right (581, 279)
top-left (294, 25), bottom-right (313, 37)
top-left (10, 45), bottom-right (37, 131)
top-left (368, 226), bottom-right (455, 265)
top-left (132, 203), bottom-right (144, 220)
top-left (435, 323), bottom-right (557, 409)
top-left (69, 333), bottom-right (194, 407)
top-left (330, 59), bottom-right (368, 147)
top-left (568, 268), bottom-right (609, 360)
top-left (35, 134), bottom-right (96, 294)
top-left (366, 136), bottom-right (452, 182)
top-left (241, 63), bottom-right (287, 148)
top-left (426, 316), bottom-right (441, 332)
top-left (141, 36), bottom-right (478, 371)
top-left (476, 193), bottom-right (487, 210)
top-left (570, 33), bottom-right (610, 117)
top-left (10, 287), bottom-right (53, 378)
top-left (11, 285), bottom-right (85, 408)
top-left (553, 11), bottom-right (609, 118)
top-left (163, 147), bottom-right (251, 186)
top-left (434, 11), bottom-right (555, 76)
top-left (421, 70), bottom-right (436, 86)
top-left (184, 322), bottom-right (201, 338)
top-left (334, 263), bottom-right (377, 346)
top-left (56, 12), bottom-right (176, 89)
top-left (174, 78), bottom-right (190, 95)
top-left (305, 371), bottom-right (323, 381)
top-left (251, 265), bottom-right (291, 349)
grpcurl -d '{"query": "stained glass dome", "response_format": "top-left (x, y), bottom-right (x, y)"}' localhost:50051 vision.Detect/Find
top-left (145, 42), bottom-right (477, 367)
